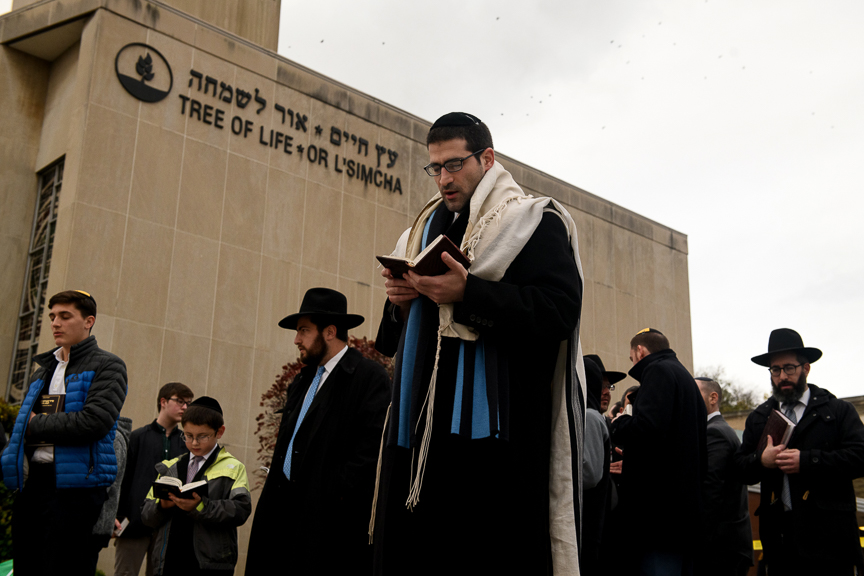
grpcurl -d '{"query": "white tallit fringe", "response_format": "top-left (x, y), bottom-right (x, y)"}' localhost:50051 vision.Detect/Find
top-left (405, 323), bottom-right (445, 510)
top-left (368, 402), bottom-right (392, 544)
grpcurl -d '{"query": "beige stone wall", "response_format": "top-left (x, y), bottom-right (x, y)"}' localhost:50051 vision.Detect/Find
top-left (158, 0), bottom-right (281, 51)
top-left (0, 34), bottom-right (50, 391)
top-left (1, 1), bottom-right (691, 572)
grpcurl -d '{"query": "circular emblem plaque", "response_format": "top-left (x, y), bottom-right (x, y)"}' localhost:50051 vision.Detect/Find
top-left (115, 43), bottom-right (173, 103)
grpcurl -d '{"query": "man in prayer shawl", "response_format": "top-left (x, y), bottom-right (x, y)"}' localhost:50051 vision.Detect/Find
top-left (372, 112), bottom-right (585, 575)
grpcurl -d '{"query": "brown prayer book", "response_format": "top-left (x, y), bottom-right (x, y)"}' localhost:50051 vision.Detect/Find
top-left (28, 394), bottom-right (65, 448)
top-left (152, 477), bottom-right (209, 500)
top-left (376, 234), bottom-right (471, 278)
top-left (757, 408), bottom-right (796, 452)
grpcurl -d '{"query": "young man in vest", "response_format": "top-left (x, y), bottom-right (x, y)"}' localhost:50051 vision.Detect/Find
top-left (1, 290), bottom-right (128, 576)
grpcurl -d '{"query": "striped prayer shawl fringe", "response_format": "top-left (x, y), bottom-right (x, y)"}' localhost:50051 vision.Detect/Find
top-left (406, 323), bottom-right (444, 509)
top-left (368, 402), bottom-right (391, 544)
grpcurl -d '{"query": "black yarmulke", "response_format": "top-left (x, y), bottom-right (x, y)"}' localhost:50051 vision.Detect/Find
top-left (431, 112), bottom-right (482, 129)
top-left (189, 396), bottom-right (223, 415)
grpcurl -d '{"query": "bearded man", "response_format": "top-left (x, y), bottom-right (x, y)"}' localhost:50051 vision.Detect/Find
top-left (245, 288), bottom-right (390, 575)
top-left (736, 328), bottom-right (864, 575)
top-left (373, 112), bottom-right (584, 575)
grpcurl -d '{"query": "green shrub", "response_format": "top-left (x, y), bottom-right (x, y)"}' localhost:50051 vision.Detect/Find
top-left (0, 398), bottom-right (19, 562)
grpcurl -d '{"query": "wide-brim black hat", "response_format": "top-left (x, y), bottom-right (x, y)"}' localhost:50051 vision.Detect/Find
top-left (750, 328), bottom-right (822, 367)
top-left (584, 354), bottom-right (626, 384)
top-left (278, 287), bottom-right (364, 331)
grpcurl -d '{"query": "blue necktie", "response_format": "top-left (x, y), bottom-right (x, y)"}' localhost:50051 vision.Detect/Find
top-left (283, 366), bottom-right (325, 480)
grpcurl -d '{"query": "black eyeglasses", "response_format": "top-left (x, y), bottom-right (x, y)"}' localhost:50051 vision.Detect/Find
top-left (423, 149), bottom-right (485, 176)
top-left (768, 364), bottom-right (803, 376)
top-left (169, 397), bottom-right (190, 407)
top-left (183, 433), bottom-right (214, 444)
top-left (602, 383), bottom-right (615, 391)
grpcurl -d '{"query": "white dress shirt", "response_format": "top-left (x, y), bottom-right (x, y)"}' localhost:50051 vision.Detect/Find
top-left (316, 344), bottom-right (348, 392)
top-left (31, 348), bottom-right (69, 464)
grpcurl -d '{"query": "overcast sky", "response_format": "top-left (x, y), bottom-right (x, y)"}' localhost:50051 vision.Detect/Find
top-left (2, 1), bottom-right (860, 400)
top-left (276, 0), bottom-right (864, 400)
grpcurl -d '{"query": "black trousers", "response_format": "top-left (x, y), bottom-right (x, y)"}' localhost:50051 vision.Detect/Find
top-left (12, 462), bottom-right (107, 576)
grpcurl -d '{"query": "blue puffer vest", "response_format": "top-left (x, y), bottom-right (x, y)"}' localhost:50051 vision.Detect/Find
top-left (2, 339), bottom-right (120, 490)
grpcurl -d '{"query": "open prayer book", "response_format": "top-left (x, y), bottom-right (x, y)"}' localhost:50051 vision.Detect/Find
top-left (376, 234), bottom-right (471, 278)
top-left (757, 409), bottom-right (796, 452)
top-left (152, 476), bottom-right (208, 500)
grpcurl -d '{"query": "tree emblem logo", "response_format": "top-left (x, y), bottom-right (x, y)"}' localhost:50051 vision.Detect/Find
top-left (115, 43), bottom-right (172, 103)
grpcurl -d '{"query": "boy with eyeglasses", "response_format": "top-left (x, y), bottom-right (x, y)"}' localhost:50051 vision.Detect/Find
top-left (141, 396), bottom-right (251, 576)
top-left (115, 382), bottom-right (194, 576)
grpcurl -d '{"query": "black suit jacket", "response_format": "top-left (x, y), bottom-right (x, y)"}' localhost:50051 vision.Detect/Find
top-left (702, 415), bottom-right (752, 566)
top-left (246, 347), bottom-right (390, 575)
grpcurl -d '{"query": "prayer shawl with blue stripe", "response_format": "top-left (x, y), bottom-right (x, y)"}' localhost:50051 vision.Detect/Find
top-left (380, 161), bottom-right (586, 574)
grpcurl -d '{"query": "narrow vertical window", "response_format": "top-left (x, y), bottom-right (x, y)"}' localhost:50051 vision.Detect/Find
top-left (6, 160), bottom-right (63, 403)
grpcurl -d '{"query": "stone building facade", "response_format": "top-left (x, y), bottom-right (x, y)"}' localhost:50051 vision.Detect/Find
top-left (0, 0), bottom-right (691, 571)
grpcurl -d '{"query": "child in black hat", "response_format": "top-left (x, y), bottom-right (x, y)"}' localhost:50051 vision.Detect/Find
top-left (141, 397), bottom-right (251, 576)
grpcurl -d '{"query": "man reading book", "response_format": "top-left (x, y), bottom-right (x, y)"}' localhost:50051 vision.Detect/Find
top-left (373, 112), bottom-right (585, 574)
top-left (1, 290), bottom-right (128, 576)
top-left (736, 328), bottom-right (864, 574)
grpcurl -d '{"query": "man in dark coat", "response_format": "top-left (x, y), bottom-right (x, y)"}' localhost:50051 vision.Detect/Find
top-left (245, 288), bottom-right (390, 575)
top-left (115, 382), bottom-right (194, 576)
top-left (374, 113), bottom-right (584, 575)
top-left (582, 358), bottom-right (611, 575)
top-left (735, 328), bottom-right (864, 575)
top-left (610, 328), bottom-right (707, 575)
top-left (695, 377), bottom-right (752, 576)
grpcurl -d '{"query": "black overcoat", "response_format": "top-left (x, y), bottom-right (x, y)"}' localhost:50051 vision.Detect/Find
top-left (735, 384), bottom-right (864, 569)
top-left (699, 414), bottom-right (753, 572)
top-left (610, 348), bottom-right (707, 551)
top-left (245, 347), bottom-right (390, 575)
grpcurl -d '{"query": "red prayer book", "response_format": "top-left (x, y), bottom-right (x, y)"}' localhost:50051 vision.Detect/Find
top-left (757, 408), bottom-right (796, 452)
top-left (376, 234), bottom-right (471, 278)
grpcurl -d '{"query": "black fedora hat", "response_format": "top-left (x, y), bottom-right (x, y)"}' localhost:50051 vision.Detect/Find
top-left (584, 354), bottom-right (626, 385)
top-left (278, 287), bottom-right (364, 331)
top-left (750, 328), bottom-right (822, 367)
